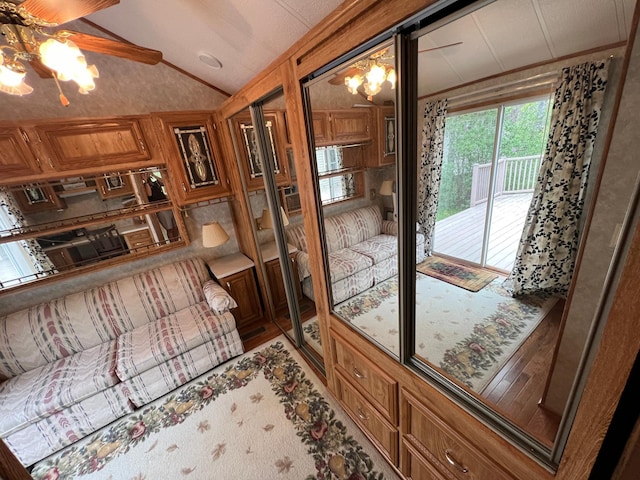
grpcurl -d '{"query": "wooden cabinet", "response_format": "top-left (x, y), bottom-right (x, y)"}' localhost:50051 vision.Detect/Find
top-left (368, 105), bottom-right (396, 167)
top-left (264, 250), bottom-right (302, 313)
top-left (122, 228), bottom-right (153, 251)
top-left (155, 112), bottom-right (231, 205)
top-left (401, 388), bottom-right (514, 480)
top-left (46, 246), bottom-right (82, 271)
top-left (12, 184), bottom-right (66, 213)
top-left (95, 173), bottom-right (135, 199)
top-left (32, 118), bottom-right (152, 171)
top-left (223, 268), bottom-right (263, 331)
top-left (231, 111), bottom-right (290, 190)
top-left (208, 254), bottom-right (264, 334)
top-left (313, 109), bottom-right (372, 146)
top-left (0, 127), bottom-right (42, 178)
top-left (330, 331), bottom-right (399, 466)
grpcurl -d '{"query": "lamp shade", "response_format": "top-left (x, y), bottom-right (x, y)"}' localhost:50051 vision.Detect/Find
top-left (202, 222), bottom-right (229, 247)
top-left (379, 180), bottom-right (394, 196)
top-left (260, 207), bottom-right (289, 230)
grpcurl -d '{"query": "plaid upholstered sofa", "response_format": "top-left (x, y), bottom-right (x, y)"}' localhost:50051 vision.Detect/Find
top-left (287, 206), bottom-right (426, 304)
top-left (0, 258), bottom-right (244, 466)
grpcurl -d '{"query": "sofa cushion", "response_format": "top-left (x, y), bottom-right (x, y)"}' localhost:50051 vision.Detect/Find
top-left (116, 302), bottom-right (237, 381)
top-left (4, 385), bottom-right (132, 467)
top-left (324, 206), bottom-right (383, 253)
top-left (0, 258), bottom-right (210, 379)
top-left (0, 341), bottom-right (119, 437)
top-left (328, 248), bottom-right (373, 283)
top-left (332, 269), bottom-right (375, 304)
top-left (350, 234), bottom-right (398, 263)
top-left (123, 332), bottom-right (244, 407)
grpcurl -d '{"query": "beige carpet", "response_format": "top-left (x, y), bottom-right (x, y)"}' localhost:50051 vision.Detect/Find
top-left (30, 336), bottom-right (398, 480)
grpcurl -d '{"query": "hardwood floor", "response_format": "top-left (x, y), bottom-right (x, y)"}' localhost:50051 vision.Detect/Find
top-left (482, 299), bottom-right (564, 447)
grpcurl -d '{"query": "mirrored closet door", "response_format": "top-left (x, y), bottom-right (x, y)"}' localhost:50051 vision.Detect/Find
top-left (229, 90), bottom-right (323, 368)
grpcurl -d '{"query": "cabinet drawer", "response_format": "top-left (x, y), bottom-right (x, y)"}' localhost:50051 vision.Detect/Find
top-left (124, 229), bottom-right (153, 250)
top-left (331, 334), bottom-right (397, 423)
top-left (335, 371), bottom-right (398, 465)
top-left (401, 439), bottom-right (447, 480)
top-left (402, 390), bottom-right (513, 480)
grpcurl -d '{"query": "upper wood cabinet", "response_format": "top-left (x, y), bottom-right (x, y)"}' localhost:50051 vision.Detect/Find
top-left (0, 127), bottom-right (42, 179)
top-left (231, 111), bottom-right (290, 191)
top-left (32, 117), bottom-right (152, 172)
top-left (154, 112), bottom-right (231, 205)
top-left (313, 109), bottom-right (373, 146)
top-left (12, 184), bottom-right (66, 213)
top-left (368, 105), bottom-right (396, 167)
top-left (95, 173), bottom-right (135, 199)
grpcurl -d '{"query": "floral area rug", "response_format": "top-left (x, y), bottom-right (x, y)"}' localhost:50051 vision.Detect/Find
top-left (417, 256), bottom-right (498, 292)
top-left (31, 338), bottom-right (399, 480)
top-left (335, 274), bottom-right (556, 392)
top-left (302, 316), bottom-right (322, 355)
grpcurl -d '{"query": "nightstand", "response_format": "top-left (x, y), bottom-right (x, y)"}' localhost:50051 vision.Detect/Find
top-left (260, 242), bottom-right (301, 313)
top-left (207, 253), bottom-right (263, 333)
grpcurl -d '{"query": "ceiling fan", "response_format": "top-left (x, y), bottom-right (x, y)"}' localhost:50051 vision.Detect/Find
top-left (0, 0), bottom-right (162, 104)
top-left (328, 42), bottom-right (462, 99)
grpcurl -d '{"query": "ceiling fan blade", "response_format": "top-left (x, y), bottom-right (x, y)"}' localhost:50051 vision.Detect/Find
top-left (328, 67), bottom-right (362, 85)
top-left (20, 0), bottom-right (119, 25)
top-left (29, 58), bottom-right (55, 79)
top-left (418, 41), bottom-right (463, 54)
top-left (63, 31), bottom-right (163, 65)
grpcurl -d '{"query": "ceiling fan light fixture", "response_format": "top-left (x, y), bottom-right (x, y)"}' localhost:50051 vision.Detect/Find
top-left (0, 52), bottom-right (32, 95)
top-left (39, 38), bottom-right (99, 93)
top-left (345, 74), bottom-right (363, 95)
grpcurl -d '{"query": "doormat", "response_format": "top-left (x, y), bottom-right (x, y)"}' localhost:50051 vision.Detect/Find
top-left (417, 256), bottom-right (498, 292)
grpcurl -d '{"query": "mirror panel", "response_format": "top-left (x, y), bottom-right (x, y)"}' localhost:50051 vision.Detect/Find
top-left (0, 167), bottom-right (184, 290)
top-left (305, 40), bottom-right (399, 357)
top-left (408, 0), bottom-right (628, 459)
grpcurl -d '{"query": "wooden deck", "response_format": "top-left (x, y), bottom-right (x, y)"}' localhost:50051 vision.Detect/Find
top-left (433, 193), bottom-right (532, 272)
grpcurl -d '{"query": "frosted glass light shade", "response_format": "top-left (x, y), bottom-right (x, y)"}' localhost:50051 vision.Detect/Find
top-left (202, 222), bottom-right (229, 247)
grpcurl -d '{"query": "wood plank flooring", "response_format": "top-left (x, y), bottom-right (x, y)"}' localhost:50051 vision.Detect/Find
top-left (482, 299), bottom-right (564, 446)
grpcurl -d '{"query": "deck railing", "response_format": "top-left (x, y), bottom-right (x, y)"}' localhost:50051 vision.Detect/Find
top-left (470, 155), bottom-right (542, 206)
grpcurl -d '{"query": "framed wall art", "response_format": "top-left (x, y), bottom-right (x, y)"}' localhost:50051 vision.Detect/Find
top-left (173, 125), bottom-right (220, 189)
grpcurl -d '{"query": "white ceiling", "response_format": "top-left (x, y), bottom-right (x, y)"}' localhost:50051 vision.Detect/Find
top-left (417, 0), bottom-right (636, 96)
top-left (80, 0), bottom-right (635, 99)
top-left (86, 0), bottom-right (344, 95)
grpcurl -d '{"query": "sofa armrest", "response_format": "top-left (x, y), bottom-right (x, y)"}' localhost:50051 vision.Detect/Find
top-left (294, 251), bottom-right (312, 280)
top-left (203, 280), bottom-right (238, 314)
top-left (381, 220), bottom-right (398, 235)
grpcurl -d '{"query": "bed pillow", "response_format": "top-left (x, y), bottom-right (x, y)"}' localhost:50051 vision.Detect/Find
top-left (203, 280), bottom-right (238, 314)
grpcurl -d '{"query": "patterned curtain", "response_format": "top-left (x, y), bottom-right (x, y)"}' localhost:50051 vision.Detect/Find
top-left (505, 59), bottom-right (610, 297)
top-left (417, 99), bottom-right (448, 256)
top-left (0, 188), bottom-right (57, 277)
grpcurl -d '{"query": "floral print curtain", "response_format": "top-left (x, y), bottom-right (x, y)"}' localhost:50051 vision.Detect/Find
top-left (0, 188), bottom-right (56, 279)
top-left (417, 99), bottom-right (447, 256)
top-left (505, 59), bottom-right (610, 297)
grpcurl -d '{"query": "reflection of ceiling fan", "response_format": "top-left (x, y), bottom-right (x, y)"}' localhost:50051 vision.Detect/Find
top-left (328, 42), bottom-right (463, 90)
top-left (0, 0), bottom-right (162, 103)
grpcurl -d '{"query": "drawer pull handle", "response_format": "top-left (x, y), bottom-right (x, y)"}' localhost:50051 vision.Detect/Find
top-left (445, 450), bottom-right (469, 474)
top-left (226, 282), bottom-right (231, 292)
top-left (352, 367), bottom-right (366, 379)
top-left (356, 408), bottom-right (369, 421)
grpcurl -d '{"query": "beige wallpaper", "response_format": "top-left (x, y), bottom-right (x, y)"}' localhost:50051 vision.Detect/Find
top-left (0, 20), bottom-right (228, 121)
top-left (0, 20), bottom-right (234, 315)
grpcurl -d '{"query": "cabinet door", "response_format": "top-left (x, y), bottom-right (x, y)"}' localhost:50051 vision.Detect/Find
top-left (0, 127), bottom-right (41, 178)
top-left (232, 111), bottom-right (289, 190)
top-left (265, 257), bottom-right (288, 313)
top-left (155, 112), bottom-right (231, 205)
top-left (35, 118), bottom-right (152, 171)
top-left (370, 105), bottom-right (396, 167)
top-left (312, 111), bottom-right (330, 144)
top-left (95, 174), bottom-right (135, 199)
top-left (329, 109), bottom-right (372, 143)
top-left (223, 268), bottom-right (263, 331)
top-left (46, 246), bottom-right (81, 271)
top-left (13, 185), bottom-right (66, 213)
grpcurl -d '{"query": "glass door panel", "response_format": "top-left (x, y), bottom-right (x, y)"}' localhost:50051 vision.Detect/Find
top-left (433, 108), bottom-right (497, 264)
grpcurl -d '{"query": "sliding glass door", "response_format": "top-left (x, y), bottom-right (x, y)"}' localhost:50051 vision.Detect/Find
top-left (433, 97), bottom-right (551, 271)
